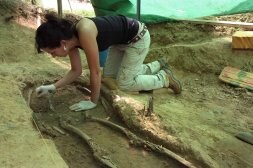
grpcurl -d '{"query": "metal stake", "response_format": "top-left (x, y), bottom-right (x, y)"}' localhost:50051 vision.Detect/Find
top-left (137, 0), bottom-right (141, 21)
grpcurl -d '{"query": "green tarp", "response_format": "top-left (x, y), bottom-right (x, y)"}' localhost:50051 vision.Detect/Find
top-left (90, 0), bottom-right (253, 23)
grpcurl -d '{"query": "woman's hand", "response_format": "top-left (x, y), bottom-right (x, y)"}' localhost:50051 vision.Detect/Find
top-left (69, 100), bottom-right (96, 111)
top-left (36, 84), bottom-right (56, 97)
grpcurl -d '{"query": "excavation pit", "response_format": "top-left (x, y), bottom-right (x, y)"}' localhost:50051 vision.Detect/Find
top-left (22, 82), bottom-right (188, 168)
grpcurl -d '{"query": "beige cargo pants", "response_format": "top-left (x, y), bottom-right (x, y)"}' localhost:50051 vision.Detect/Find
top-left (103, 24), bottom-right (168, 91)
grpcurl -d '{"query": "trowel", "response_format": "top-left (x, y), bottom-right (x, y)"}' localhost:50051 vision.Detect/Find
top-left (48, 93), bottom-right (56, 112)
top-left (235, 132), bottom-right (253, 145)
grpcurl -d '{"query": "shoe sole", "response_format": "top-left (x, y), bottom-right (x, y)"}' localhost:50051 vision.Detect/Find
top-left (163, 67), bottom-right (182, 93)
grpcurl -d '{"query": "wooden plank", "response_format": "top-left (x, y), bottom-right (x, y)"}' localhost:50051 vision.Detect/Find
top-left (219, 66), bottom-right (253, 90)
top-left (177, 19), bottom-right (253, 28)
top-left (232, 31), bottom-right (253, 49)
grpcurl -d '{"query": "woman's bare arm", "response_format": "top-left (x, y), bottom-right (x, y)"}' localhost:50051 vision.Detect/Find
top-left (54, 48), bottom-right (83, 88)
top-left (76, 18), bottom-right (101, 104)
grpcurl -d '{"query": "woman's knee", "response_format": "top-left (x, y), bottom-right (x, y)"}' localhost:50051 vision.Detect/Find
top-left (117, 80), bottom-right (134, 91)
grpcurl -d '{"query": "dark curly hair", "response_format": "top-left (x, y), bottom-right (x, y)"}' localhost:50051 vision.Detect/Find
top-left (35, 13), bottom-right (75, 53)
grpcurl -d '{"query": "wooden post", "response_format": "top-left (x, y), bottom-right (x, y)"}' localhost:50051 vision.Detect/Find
top-left (146, 96), bottom-right (153, 116)
top-left (57, 0), bottom-right (63, 18)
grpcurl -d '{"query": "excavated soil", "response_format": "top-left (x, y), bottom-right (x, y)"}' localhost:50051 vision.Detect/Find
top-left (0, 1), bottom-right (253, 168)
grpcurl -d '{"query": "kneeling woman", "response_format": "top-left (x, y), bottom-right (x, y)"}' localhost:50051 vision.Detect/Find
top-left (35, 14), bottom-right (181, 112)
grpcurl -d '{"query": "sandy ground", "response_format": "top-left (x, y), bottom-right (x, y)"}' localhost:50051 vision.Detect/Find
top-left (0, 1), bottom-right (253, 168)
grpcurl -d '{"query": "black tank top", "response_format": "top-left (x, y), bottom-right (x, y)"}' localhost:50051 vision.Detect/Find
top-left (74, 15), bottom-right (139, 51)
